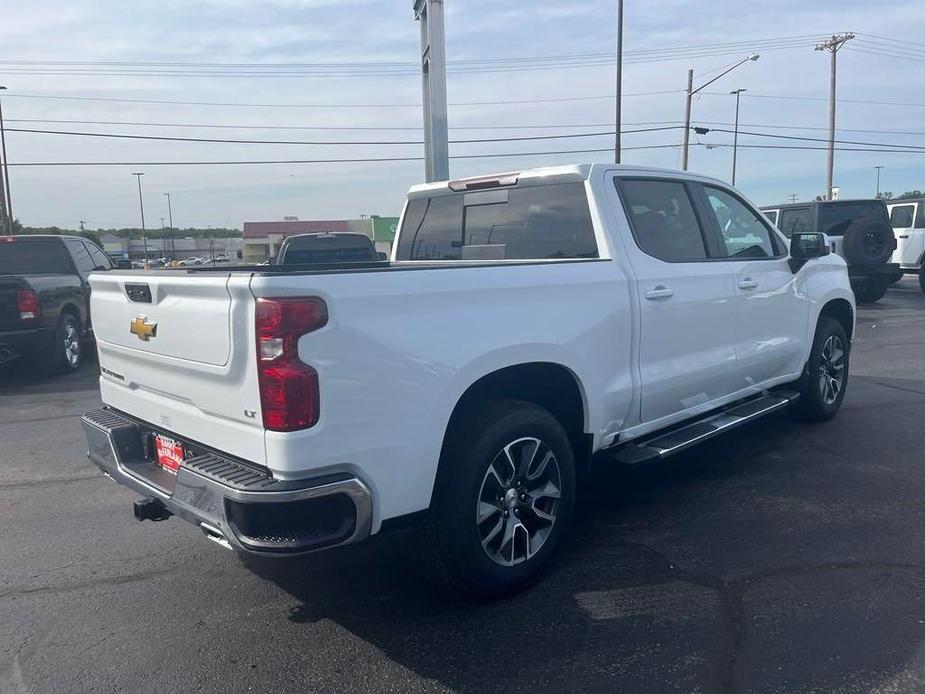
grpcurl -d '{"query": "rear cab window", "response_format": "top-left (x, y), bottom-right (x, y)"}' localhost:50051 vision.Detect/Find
top-left (819, 201), bottom-right (888, 236)
top-left (0, 237), bottom-right (72, 274)
top-left (395, 182), bottom-right (598, 261)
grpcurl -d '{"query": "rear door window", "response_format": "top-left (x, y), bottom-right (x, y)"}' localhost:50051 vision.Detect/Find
top-left (704, 186), bottom-right (781, 259)
top-left (86, 242), bottom-right (113, 269)
top-left (890, 204), bottom-right (915, 229)
top-left (396, 182), bottom-right (598, 261)
top-left (616, 178), bottom-right (708, 262)
top-left (65, 238), bottom-right (95, 277)
top-left (819, 201), bottom-right (887, 236)
top-left (778, 208), bottom-right (813, 238)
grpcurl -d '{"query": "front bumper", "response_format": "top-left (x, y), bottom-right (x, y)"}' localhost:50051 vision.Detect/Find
top-left (81, 407), bottom-right (373, 556)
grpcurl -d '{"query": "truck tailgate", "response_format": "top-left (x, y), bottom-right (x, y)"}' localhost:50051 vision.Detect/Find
top-left (90, 271), bottom-right (267, 465)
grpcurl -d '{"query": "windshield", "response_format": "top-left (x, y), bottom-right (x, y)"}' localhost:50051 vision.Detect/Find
top-left (0, 237), bottom-right (72, 274)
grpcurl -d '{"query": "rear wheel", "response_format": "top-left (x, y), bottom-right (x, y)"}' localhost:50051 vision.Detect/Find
top-left (43, 313), bottom-right (82, 373)
top-left (853, 275), bottom-right (889, 304)
top-left (419, 399), bottom-right (576, 597)
top-left (791, 316), bottom-right (849, 422)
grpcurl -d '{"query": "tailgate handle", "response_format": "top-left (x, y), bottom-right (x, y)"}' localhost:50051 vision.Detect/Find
top-left (125, 283), bottom-right (152, 303)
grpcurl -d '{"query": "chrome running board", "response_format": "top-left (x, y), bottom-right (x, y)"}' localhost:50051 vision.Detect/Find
top-left (611, 390), bottom-right (800, 465)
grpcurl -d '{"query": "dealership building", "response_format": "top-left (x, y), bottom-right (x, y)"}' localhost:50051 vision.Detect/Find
top-left (242, 216), bottom-right (399, 264)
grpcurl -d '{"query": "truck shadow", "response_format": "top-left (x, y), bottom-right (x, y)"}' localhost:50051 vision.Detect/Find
top-left (0, 352), bottom-right (98, 395)
top-left (242, 384), bottom-right (925, 692)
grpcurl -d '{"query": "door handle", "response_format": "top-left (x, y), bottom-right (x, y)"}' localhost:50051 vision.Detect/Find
top-left (738, 278), bottom-right (759, 290)
top-left (645, 286), bottom-right (674, 300)
top-left (899, 234), bottom-right (910, 239)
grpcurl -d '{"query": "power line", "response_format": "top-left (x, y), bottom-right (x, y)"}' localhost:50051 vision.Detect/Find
top-left (0, 89), bottom-right (682, 109)
top-left (704, 126), bottom-right (925, 152)
top-left (3, 124), bottom-right (681, 146)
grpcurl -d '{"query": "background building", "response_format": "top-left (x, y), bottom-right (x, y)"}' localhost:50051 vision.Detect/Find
top-left (242, 215), bottom-right (399, 263)
top-left (99, 234), bottom-right (243, 261)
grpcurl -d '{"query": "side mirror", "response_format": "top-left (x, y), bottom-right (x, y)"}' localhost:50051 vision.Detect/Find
top-left (377, 252), bottom-right (387, 260)
top-left (789, 232), bottom-right (829, 272)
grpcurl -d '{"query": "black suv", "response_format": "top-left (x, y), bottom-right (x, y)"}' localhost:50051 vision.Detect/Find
top-left (761, 199), bottom-right (899, 303)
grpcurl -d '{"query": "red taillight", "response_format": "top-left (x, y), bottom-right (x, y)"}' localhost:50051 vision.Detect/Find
top-left (255, 297), bottom-right (328, 431)
top-left (16, 290), bottom-right (41, 322)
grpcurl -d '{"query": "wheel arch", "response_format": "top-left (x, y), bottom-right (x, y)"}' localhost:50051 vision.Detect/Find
top-left (819, 297), bottom-right (854, 341)
top-left (432, 362), bottom-right (591, 504)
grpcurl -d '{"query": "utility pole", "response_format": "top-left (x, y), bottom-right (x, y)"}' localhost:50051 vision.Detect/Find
top-left (0, 86), bottom-right (13, 235)
top-left (730, 88), bottom-right (746, 186)
top-left (681, 53), bottom-right (759, 171)
top-left (815, 33), bottom-right (855, 200)
top-left (789, 194), bottom-right (799, 203)
top-left (874, 165), bottom-right (884, 197)
top-left (413, 0), bottom-right (449, 182)
top-left (614, 0), bottom-right (623, 163)
top-left (132, 172), bottom-right (147, 267)
top-left (79, 220), bottom-right (86, 233)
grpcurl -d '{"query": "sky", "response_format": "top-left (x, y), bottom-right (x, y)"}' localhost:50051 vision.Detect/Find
top-left (0, 0), bottom-right (923, 230)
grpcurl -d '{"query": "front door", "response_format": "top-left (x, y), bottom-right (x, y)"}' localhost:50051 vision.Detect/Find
top-left (700, 184), bottom-right (808, 387)
top-left (614, 177), bottom-right (739, 424)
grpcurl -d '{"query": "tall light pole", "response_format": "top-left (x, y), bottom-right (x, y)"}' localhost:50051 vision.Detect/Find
top-left (163, 192), bottom-right (175, 256)
top-left (730, 88), bottom-right (746, 185)
top-left (132, 173), bottom-right (147, 267)
top-left (614, 0), bottom-right (623, 163)
top-left (874, 165), bottom-right (884, 197)
top-left (0, 86), bottom-right (12, 235)
top-left (816, 33), bottom-right (855, 200)
top-left (682, 53), bottom-right (759, 171)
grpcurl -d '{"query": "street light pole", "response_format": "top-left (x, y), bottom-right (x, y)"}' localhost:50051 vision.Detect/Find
top-left (875, 165), bottom-right (884, 197)
top-left (681, 53), bottom-right (760, 171)
top-left (0, 86), bottom-right (13, 235)
top-left (614, 0), bottom-right (623, 163)
top-left (132, 173), bottom-right (147, 267)
top-left (163, 193), bottom-right (175, 256)
top-left (730, 88), bottom-right (746, 185)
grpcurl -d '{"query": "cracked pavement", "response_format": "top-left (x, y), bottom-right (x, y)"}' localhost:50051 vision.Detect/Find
top-left (1, 277), bottom-right (924, 693)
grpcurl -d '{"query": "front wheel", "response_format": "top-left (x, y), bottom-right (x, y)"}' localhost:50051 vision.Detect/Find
top-left (853, 275), bottom-right (889, 304)
top-left (419, 399), bottom-right (576, 597)
top-left (791, 316), bottom-right (849, 422)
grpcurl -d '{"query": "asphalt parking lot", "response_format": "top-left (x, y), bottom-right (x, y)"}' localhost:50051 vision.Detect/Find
top-left (1, 278), bottom-right (924, 694)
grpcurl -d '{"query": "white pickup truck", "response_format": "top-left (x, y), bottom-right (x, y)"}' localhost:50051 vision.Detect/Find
top-left (81, 164), bottom-right (854, 596)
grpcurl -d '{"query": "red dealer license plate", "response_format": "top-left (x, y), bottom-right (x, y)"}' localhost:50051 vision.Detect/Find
top-left (154, 435), bottom-right (184, 475)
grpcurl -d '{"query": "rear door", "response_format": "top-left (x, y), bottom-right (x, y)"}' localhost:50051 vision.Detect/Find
top-left (613, 176), bottom-right (739, 424)
top-left (698, 184), bottom-right (808, 387)
top-left (889, 202), bottom-right (921, 268)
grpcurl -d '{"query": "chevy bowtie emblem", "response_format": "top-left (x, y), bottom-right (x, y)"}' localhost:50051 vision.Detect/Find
top-left (130, 316), bottom-right (158, 341)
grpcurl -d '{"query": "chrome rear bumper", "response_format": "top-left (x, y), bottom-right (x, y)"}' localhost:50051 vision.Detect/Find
top-left (81, 407), bottom-right (373, 556)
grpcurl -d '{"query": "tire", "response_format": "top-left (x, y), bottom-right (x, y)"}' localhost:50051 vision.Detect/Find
top-left (419, 398), bottom-right (576, 598)
top-left (889, 271), bottom-right (905, 284)
top-left (919, 265), bottom-right (925, 294)
top-left (43, 313), bottom-right (83, 373)
top-left (791, 316), bottom-right (849, 422)
top-left (841, 217), bottom-right (896, 269)
top-left (852, 275), bottom-right (890, 304)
